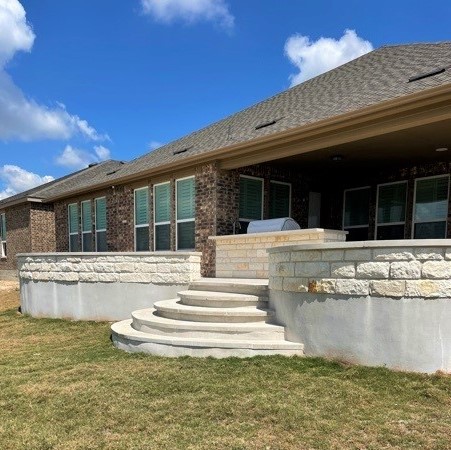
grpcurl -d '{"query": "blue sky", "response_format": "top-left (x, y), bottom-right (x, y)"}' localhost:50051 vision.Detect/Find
top-left (0, 0), bottom-right (450, 198)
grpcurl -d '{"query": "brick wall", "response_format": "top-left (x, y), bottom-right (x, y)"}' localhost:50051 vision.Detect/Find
top-left (30, 203), bottom-right (56, 253)
top-left (0, 203), bottom-right (31, 270)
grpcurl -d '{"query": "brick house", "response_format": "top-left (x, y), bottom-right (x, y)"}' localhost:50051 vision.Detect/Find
top-left (2, 43), bottom-right (451, 279)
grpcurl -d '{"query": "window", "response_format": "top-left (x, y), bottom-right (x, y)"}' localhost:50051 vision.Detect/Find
top-left (239, 176), bottom-right (263, 232)
top-left (81, 200), bottom-right (93, 251)
top-left (343, 187), bottom-right (370, 241)
top-left (269, 181), bottom-right (291, 219)
top-left (68, 203), bottom-right (79, 252)
top-left (0, 213), bottom-right (6, 258)
top-left (376, 182), bottom-right (407, 240)
top-left (95, 197), bottom-right (107, 252)
top-left (134, 187), bottom-right (150, 251)
top-left (154, 182), bottom-right (171, 251)
top-left (413, 175), bottom-right (449, 239)
top-left (176, 176), bottom-right (195, 250)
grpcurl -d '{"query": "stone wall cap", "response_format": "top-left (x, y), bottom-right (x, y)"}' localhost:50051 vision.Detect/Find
top-left (267, 239), bottom-right (451, 253)
top-left (209, 229), bottom-right (348, 241)
top-left (16, 251), bottom-right (202, 258)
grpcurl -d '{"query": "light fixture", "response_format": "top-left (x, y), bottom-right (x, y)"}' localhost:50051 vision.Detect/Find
top-left (435, 147), bottom-right (448, 152)
top-left (331, 154), bottom-right (343, 162)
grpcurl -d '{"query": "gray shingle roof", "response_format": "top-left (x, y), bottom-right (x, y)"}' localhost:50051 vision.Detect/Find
top-left (0, 160), bottom-right (124, 208)
top-left (106, 42), bottom-right (451, 180)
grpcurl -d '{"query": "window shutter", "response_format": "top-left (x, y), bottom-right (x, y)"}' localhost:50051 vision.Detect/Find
top-left (415, 177), bottom-right (449, 222)
top-left (177, 178), bottom-right (195, 220)
top-left (0, 214), bottom-right (6, 240)
top-left (82, 201), bottom-right (92, 232)
top-left (239, 177), bottom-right (263, 220)
top-left (95, 198), bottom-right (107, 230)
top-left (155, 183), bottom-right (171, 223)
top-left (377, 183), bottom-right (406, 224)
top-left (68, 204), bottom-right (78, 233)
top-left (269, 182), bottom-right (290, 218)
top-left (135, 188), bottom-right (149, 225)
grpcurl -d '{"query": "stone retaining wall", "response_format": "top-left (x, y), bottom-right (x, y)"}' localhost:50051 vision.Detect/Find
top-left (268, 240), bottom-right (451, 373)
top-left (210, 228), bottom-right (347, 279)
top-left (18, 252), bottom-right (201, 321)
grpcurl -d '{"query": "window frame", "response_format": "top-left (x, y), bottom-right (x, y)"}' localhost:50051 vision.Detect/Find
top-left (342, 186), bottom-right (371, 230)
top-left (412, 174), bottom-right (450, 239)
top-left (153, 181), bottom-right (171, 251)
top-left (68, 203), bottom-right (79, 252)
top-left (95, 197), bottom-right (107, 252)
top-left (134, 186), bottom-right (150, 252)
top-left (0, 212), bottom-right (6, 258)
top-left (81, 200), bottom-right (93, 252)
top-left (239, 175), bottom-right (264, 223)
top-left (375, 181), bottom-right (408, 240)
top-left (175, 175), bottom-right (195, 251)
top-left (269, 180), bottom-right (292, 218)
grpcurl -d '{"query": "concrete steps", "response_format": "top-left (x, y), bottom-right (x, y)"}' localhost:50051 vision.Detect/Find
top-left (111, 278), bottom-right (304, 358)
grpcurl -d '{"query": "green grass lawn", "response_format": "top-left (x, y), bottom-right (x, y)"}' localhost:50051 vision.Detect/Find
top-left (1, 288), bottom-right (450, 450)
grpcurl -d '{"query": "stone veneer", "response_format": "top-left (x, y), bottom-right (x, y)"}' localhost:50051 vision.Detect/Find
top-left (267, 240), bottom-right (451, 373)
top-left (210, 229), bottom-right (347, 279)
top-left (268, 240), bottom-right (451, 297)
top-left (18, 252), bottom-right (201, 321)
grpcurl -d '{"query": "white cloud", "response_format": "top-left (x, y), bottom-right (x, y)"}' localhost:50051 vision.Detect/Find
top-left (0, 164), bottom-right (54, 200)
top-left (0, 0), bottom-right (105, 141)
top-left (55, 145), bottom-right (111, 170)
top-left (285, 29), bottom-right (373, 86)
top-left (141, 0), bottom-right (234, 29)
top-left (148, 141), bottom-right (163, 151)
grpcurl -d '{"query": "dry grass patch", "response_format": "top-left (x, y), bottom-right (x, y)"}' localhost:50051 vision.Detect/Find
top-left (0, 286), bottom-right (450, 449)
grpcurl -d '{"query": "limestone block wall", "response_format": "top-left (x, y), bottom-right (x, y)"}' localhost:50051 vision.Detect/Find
top-left (268, 240), bottom-right (451, 373)
top-left (210, 229), bottom-right (347, 279)
top-left (18, 252), bottom-right (201, 321)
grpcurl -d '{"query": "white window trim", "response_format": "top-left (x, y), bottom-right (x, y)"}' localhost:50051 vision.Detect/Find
top-left (68, 203), bottom-right (78, 252)
top-left (342, 186), bottom-right (371, 231)
top-left (81, 200), bottom-right (92, 252)
top-left (153, 181), bottom-right (171, 251)
top-left (95, 197), bottom-right (106, 252)
top-left (412, 174), bottom-right (450, 239)
top-left (239, 175), bottom-right (264, 223)
top-left (134, 187), bottom-right (150, 251)
top-left (175, 175), bottom-right (195, 251)
top-left (375, 181), bottom-right (408, 240)
top-left (0, 212), bottom-right (6, 258)
top-left (270, 180), bottom-right (292, 217)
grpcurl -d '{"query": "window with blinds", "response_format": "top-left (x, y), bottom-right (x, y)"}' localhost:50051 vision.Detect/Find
top-left (413, 175), bottom-right (449, 238)
top-left (269, 181), bottom-right (291, 219)
top-left (0, 213), bottom-right (6, 258)
top-left (95, 197), bottom-right (107, 252)
top-left (239, 176), bottom-right (263, 233)
top-left (376, 182), bottom-right (407, 240)
top-left (68, 203), bottom-right (79, 252)
top-left (154, 182), bottom-right (171, 251)
top-left (81, 200), bottom-right (93, 252)
top-left (134, 187), bottom-right (149, 251)
top-left (343, 187), bottom-right (370, 241)
top-left (176, 177), bottom-right (195, 250)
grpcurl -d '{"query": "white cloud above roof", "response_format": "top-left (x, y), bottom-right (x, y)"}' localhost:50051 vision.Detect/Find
top-left (0, 0), bottom-right (106, 141)
top-left (0, 164), bottom-right (54, 200)
top-left (285, 29), bottom-right (373, 86)
top-left (141, 0), bottom-right (234, 29)
top-left (56, 145), bottom-right (111, 170)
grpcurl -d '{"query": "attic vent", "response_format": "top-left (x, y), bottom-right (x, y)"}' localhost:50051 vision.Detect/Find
top-left (106, 169), bottom-right (119, 175)
top-left (173, 146), bottom-right (192, 155)
top-left (408, 67), bottom-right (446, 83)
top-left (255, 120), bottom-right (277, 130)
top-left (88, 162), bottom-right (98, 168)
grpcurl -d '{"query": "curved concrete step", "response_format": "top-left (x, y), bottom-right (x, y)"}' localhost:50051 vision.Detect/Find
top-left (111, 319), bottom-right (304, 358)
top-left (131, 308), bottom-right (285, 340)
top-left (189, 278), bottom-right (269, 297)
top-left (154, 298), bottom-right (274, 323)
top-left (178, 290), bottom-right (266, 308)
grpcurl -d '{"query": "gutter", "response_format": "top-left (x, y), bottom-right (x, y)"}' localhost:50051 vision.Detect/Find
top-left (0, 197), bottom-right (44, 210)
top-left (45, 83), bottom-right (451, 202)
